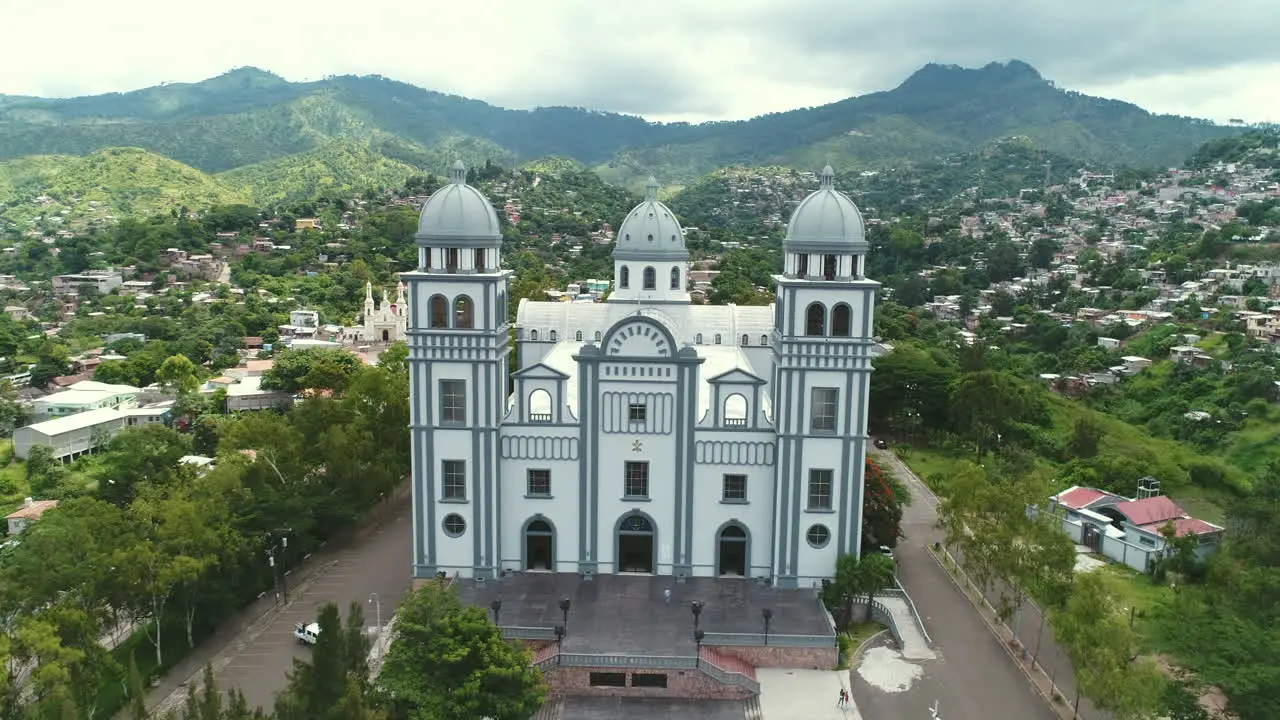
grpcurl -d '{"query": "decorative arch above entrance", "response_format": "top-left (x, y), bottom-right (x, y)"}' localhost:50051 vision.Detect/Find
top-left (614, 512), bottom-right (657, 574)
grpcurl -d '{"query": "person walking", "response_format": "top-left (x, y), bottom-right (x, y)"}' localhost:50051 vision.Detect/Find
top-left (836, 688), bottom-right (845, 707)
top-left (664, 588), bottom-right (672, 606)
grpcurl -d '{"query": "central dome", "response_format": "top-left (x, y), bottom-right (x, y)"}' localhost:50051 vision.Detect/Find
top-left (612, 177), bottom-right (688, 261)
top-left (784, 166), bottom-right (868, 253)
top-left (415, 161), bottom-right (502, 245)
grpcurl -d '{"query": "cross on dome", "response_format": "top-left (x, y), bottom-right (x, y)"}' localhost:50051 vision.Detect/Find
top-left (645, 176), bottom-right (660, 201)
top-left (450, 160), bottom-right (467, 184)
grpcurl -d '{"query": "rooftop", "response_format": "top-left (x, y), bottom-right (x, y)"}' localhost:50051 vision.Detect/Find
top-left (6, 499), bottom-right (58, 521)
top-left (1112, 496), bottom-right (1186, 527)
top-left (456, 573), bottom-right (832, 655)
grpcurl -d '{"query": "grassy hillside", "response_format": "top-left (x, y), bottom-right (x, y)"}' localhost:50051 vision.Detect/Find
top-left (220, 139), bottom-right (420, 205)
top-left (0, 148), bottom-right (249, 228)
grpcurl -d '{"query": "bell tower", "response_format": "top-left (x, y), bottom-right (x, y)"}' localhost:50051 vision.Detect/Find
top-left (403, 160), bottom-right (512, 580)
top-left (770, 166), bottom-right (878, 587)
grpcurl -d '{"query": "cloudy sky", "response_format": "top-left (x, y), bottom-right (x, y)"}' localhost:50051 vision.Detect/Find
top-left (3, 0), bottom-right (1278, 124)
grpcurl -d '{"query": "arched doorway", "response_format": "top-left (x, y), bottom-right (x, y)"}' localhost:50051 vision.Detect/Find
top-left (381, 329), bottom-right (389, 342)
top-left (524, 518), bottom-right (554, 571)
top-left (717, 524), bottom-right (748, 576)
top-left (616, 513), bottom-right (655, 574)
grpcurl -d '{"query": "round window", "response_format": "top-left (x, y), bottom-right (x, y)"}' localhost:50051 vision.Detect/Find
top-left (443, 513), bottom-right (466, 537)
top-left (806, 524), bottom-right (831, 549)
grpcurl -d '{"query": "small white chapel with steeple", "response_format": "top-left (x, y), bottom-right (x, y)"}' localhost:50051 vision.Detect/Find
top-left (404, 161), bottom-right (880, 588)
top-left (358, 281), bottom-right (408, 344)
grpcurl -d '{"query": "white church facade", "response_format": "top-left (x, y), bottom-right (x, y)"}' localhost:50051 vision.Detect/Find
top-left (405, 161), bottom-right (879, 588)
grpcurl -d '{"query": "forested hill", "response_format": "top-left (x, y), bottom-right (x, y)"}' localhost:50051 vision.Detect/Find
top-left (0, 62), bottom-right (1243, 187)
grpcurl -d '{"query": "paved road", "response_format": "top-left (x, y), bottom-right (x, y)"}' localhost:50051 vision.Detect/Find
top-left (144, 493), bottom-right (414, 717)
top-left (856, 449), bottom-right (1057, 720)
top-left (220, 499), bottom-right (413, 711)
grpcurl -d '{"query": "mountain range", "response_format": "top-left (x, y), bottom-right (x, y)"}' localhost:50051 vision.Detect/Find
top-left (1, 61), bottom-right (1242, 185)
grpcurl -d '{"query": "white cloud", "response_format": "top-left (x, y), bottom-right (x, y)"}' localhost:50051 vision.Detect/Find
top-left (2, 0), bottom-right (1278, 124)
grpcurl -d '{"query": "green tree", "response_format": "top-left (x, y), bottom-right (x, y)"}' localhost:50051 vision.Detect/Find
top-left (26, 444), bottom-right (64, 498)
top-left (156, 353), bottom-right (202, 394)
top-left (1054, 573), bottom-right (1164, 719)
top-left (380, 580), bottom-right (546, 720)
top-left (261, 348), bottom-right (364, 394)
top-left (275, 602), bottom-right (354, 720)
top-left (824, 553), bottom-right (898, 627)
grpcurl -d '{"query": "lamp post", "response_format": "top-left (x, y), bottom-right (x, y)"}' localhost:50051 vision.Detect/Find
top-left (278, 530), bottom-right (291, 601)
top-left (690, 600), bottom-right (704, 633)
top-left (490, 598), bottom-right (503, 627)
top-left (694, 629), bottom-right (705, 667)
top-left (762, 608), bottom-right (773, 646)
top-left (553, 624), bottom-right (565, 664)
top-left (368, 593), bottom-right (382, 634)
top-left (266, 548), bottom-right (279, 603)
top-left (558, 597), bottom-right (572, 636)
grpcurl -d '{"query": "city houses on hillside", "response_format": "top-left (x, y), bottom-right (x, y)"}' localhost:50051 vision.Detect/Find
top-left (29, 380), bottom-right (140, 420)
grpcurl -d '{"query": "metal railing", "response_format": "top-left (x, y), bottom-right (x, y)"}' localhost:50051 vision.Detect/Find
top-left (529, 413), bottom-right (553, 423)
top-left (530, 651), bottom-right (760, 693)
top-left (502, 625), bottom-right (559, 640)
top-left (697, 632), bottom-right (836, 648)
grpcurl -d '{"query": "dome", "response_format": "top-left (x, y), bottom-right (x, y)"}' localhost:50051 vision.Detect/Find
top-left (784, 166), bottom-right (868, 253)
top-left (414, 161), bottom-right (502, 245)
top-left (612, 177), bottom-right (688, 261)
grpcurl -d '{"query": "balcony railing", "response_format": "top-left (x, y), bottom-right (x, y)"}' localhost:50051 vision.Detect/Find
top-left (723, 418), bottom-right (747, 427)
top-left (529, 413), bottom-right (553, 423)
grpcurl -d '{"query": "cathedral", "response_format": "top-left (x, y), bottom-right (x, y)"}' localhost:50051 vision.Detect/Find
top-left (405, 161), bottom-right (878, 588)
top-left (357, 281), bottom-right (407, 343)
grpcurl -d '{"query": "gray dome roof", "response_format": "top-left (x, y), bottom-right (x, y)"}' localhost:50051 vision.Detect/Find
top-left (784, 166), bottom-right (868, 253)
top-left (415, 161), bottom-right (502, 246)
top-left (612, 177), bottom-right (688, 261)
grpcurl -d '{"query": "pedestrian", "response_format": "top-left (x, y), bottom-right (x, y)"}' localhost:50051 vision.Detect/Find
top-left (843, 688), bottom-right (850, 705)
top-left (836, 688), bottom-right (845, 707)
top-left (664, 588), bottom-right (672, 606)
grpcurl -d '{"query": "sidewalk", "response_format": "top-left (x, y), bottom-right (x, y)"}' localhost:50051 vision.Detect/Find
top-left (758, 669), bottom-right (863, 720)
top-left (124, 483), bottom-right (410, 718)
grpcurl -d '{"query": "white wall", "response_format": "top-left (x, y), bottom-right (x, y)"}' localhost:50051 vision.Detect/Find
top-left (497, 427), bottom-right (581, 574)
top-left (688, 456), bottom-right (775, 577)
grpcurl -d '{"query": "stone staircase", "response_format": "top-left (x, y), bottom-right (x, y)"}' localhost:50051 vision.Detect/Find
top-left (743, 694), bottom-right (765, 720)
top-left (700, 646), bottom-right (757, 681)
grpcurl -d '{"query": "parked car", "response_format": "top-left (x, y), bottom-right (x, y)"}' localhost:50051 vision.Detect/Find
top-left (294, 622), bottom-right (320, 645)
top-left (878, 545), bottom-right (894, 560)
top-left (873, 438), bottom-right (888, 449)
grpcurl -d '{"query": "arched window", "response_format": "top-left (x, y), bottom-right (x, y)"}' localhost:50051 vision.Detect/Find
top-left (805, 303), bottom-right (826, 336)
top-left (723, 394), bottom-right (747, 425)
top-left (760, 334), bottom-right (769, 346)
top-left (530, 329), bottom-right (538, 341)
top-left (594, 331), bottom-right (602, 342)
top-left (643, 266), bottom-right (656, 290)
top-left (453, 295), bottom-right (475, 329)
top-left (823, 254), bottom-right (838, 280)
top-left (549, 330), bottom-right (558, 342)
top-left (740, 334), bottom-right (749, 346)
top-left (720, 524), bottom-right (746, 539)
top-left (496, 293), bottom-right (507, 324)
top-left (714, 334), bottom-right (722, 345)
top-left (528, 519), bottom-right (553, 533)
top-left (670, 266), bottom-right (680, 289)
top-left (695, 333), bottom-right (703, 344)
top-left (620, 266), bottom-right (630, 289)
top-left (575, 330), bottom-right (583, 341)
top-left (429, 295), bottom-right (449, 328)
top-left (528, 389), bottom-right (552, 421)
top-left (831, 303), bottom-right (852, 337)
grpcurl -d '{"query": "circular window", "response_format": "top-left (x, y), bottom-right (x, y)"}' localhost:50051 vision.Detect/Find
top-left (806, 524), bottom-right (831, 549)
top-left (443, 514), bottom-right (466, 537)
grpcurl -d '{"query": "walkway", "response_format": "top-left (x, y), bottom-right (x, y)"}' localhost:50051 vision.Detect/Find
top-left (758, 668), bottom-right (862, 720)
top-left (872, 595), bottom-right (935, 660)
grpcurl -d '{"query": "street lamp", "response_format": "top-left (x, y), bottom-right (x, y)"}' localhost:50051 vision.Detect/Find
top-left (690, 600), bottom-right (704, 632)
top-left (762, 608), bottom-right (773, 646)
top-left (553, 624), bottom-right (565, 664)
top-left (266, 548), bottom-right (279, 602)
top-left (368, 593), bottom-right (382, 634)
top-left (694, 629), bottom-right (705, 666)
top-left (490, 598), bottom-right (503, 627)
top-left (279, 532), bottom-right (290, 601)
top-left (558, 597), bottom-right (572, 635)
